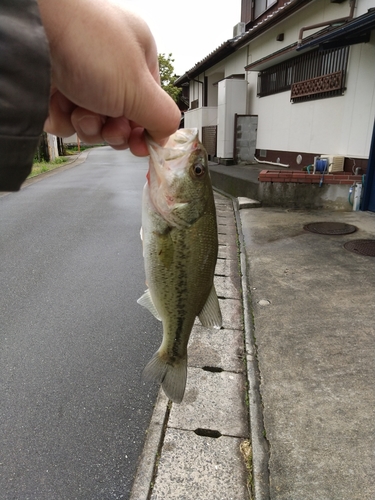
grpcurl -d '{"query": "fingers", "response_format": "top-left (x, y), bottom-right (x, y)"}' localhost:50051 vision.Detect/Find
top-left (128, 128), bottom-right (149, 157)
top-left (70, 108), bottom-right (106, 144)
top-left (44, 91), bottom-right (76, 137)
top-left (45, 99), bottom-right (150, 155)
top-left (101, 117), bottom-right (132, 150)
top-left (71, 109), bottom-right (136, 150)
top-left (60, 87), bottom-right (180, 155)
top-left (44, 84), bottom-right (180, 156)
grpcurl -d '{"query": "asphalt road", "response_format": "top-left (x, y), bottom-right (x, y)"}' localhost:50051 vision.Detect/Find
top-left (0, 147), bottom-right (161, 499)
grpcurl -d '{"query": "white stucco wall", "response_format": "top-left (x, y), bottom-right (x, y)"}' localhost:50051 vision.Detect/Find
top-left (183, 0), bottom-right (375, 160)
top-left (206, 73), bottom-right (221, 107)
top-left (184, 107), bottom-right (218, 140)
top-left (217, 79), bottom-right (247, 158)
top-left (63, 133), bottom-right (78, 144)
top-left (190, 48), bottom-right (248, 109)
top-left (186, 49), bottom-right (248, 156)
top-left (340, 37), bottom-right (375, 157)
top-left (223, 47), bottom-right (248, 77)
top-left (247, 1), bottom-right (375, 158)
top-left (247, 0), bottom-right (352, 67)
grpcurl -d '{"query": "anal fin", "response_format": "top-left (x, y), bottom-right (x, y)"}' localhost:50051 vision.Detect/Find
top-left (137, 289), bottom-right (162, 321)
top-left (198, 285), bottom-right (222, 329)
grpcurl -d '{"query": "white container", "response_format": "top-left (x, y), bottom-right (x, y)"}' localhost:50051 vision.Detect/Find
top-left (353, 182), bottom-right (362, 211)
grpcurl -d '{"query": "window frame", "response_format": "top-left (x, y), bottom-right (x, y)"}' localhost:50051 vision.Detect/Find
top-left (257, 46), bottom-right (350, 102)
top-left (254, 0), bottom-right (278, 20)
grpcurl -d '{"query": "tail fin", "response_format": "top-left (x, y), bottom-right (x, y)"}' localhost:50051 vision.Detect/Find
top-left (142, 351), bottom-right (187, 404)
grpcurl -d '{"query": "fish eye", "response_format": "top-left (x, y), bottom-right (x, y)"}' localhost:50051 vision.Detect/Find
top-left (193, 163), bottom-right (205, 177)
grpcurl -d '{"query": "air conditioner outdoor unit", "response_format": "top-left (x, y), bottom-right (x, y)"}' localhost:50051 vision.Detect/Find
top-left (233, 22), bottom-right (245, 37)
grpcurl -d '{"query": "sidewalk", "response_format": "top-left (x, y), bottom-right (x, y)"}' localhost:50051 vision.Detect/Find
top-left (240, 205), bottom-right (375, 499)
top-left (130, 192), bottom-right (375, 500)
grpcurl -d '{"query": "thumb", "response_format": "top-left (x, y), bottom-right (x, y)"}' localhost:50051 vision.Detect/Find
top-left (128, 77), bottom-right (181, 145)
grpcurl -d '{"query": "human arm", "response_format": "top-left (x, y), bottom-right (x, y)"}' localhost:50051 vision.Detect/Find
top-left (37, 0), bottom-right (181, 156)
top-left (0, 0), bottom-right (50, 191)
top-left (0, 0), bottom-right (180, 192)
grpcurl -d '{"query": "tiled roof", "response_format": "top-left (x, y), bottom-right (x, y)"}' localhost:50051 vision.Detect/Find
top-left (174, 0), bottom-right (300, 85)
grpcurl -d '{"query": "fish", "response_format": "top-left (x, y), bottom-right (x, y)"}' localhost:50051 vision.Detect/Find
top-left (137, 128), bottom-right (222, 403)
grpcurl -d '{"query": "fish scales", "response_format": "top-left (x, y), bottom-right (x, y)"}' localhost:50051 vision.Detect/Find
top-left (138, 128), bottom-right (222, 403)
top-left (148, 212), bottom-right (216, 350)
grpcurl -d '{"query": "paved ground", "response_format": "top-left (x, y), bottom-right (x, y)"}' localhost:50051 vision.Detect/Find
top-left (0, 148), bottom-right (161, 499)
top-left (4, 151), bottom-right (373, 499)
top-left (241, 206), bottom-right (375, 500)
top-left (131, 192), bottom-right (375, 500)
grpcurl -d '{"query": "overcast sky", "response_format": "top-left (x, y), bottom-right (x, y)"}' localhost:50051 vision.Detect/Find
top-left (118, 0), bottom-right (242, 76)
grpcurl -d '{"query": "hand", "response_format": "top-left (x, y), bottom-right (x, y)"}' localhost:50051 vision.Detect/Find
top-left (37, 0), bottom-right (180, 156)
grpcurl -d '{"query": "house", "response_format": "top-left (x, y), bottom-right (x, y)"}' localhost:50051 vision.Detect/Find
top-left (175, 0), bottom-right (375, 211)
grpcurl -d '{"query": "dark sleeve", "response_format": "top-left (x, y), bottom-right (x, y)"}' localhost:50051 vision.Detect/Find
top-left (0, 0), bottom-right (50, 192)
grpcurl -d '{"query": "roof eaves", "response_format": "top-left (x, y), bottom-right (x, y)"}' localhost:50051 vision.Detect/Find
top-left (296, 7), bottom-right (375, 51)
top-left (174, 39), bottom-right (236, 87)
top-left (244, 24), bottom-right (335, 71)
top-left (244, 42), bottom-right (299, 71)
top-left (174, 0), bottom-right (310, 87)
top-left (233, 0), bottom-right (303, 49)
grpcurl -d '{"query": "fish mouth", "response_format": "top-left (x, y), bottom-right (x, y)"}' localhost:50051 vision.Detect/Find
top-left (145, 128), bottom-right (200, 166)
top-left (145, 128), bottom-right (199, 149)
top-left (145, 128), bottom-right (200, 192)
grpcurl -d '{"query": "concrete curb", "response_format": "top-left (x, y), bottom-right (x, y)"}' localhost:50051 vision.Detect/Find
top-left (129, 391), bottom-right (169, 500)
top-left (233, 197), bottom-right (271, 500)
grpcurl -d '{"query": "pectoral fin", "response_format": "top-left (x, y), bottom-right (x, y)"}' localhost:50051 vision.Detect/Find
top-left (198, 285), bottom-right (222, 329)
top-left (137, 289), bottom-right (162, 321)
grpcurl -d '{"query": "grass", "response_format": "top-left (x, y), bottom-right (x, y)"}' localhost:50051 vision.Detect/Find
top-left (64, 145), bottom-right (96, 154)
top-left (240, 439), bottom-right (254, 499)
top-left (65, 143), bottom-right (105, 155)
top-left (29, 144), bottom-right (102, 179)
top-left (28, 157), bottom-right (69, 178)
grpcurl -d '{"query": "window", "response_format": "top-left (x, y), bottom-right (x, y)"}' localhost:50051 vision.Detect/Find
top-left (254, 0), bottom-right (277, 20)
top-left (257, 46), bottom-right (350, 102)
top-left (190, 99), bottom-right (199, 109)
top-left (257, 59), bottom-right (294, 96)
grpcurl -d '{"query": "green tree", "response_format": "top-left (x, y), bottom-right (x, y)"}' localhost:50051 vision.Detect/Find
top-left (158, 53), bottom-right (181, 103)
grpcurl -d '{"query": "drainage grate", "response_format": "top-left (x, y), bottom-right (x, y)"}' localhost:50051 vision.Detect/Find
top-left (202, 366), bottom-right (224, 373)
top-left (194, 428), bottom-right (222, 438)
top-left (303, 222), bottom-right (357, 235)
top-left (344, 239), bottom-right (375, 257)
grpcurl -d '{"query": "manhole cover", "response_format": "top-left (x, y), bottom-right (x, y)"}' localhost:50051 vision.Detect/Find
top-left (303, 222), bottom-right (357, 235)
top-left (344, 239), bottom-right (375, 257)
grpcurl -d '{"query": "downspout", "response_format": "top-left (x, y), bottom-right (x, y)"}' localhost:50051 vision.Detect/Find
top-left (246, 45), bottom-right (251, 114)
top-left (297, 0), bottom-right (356, 45)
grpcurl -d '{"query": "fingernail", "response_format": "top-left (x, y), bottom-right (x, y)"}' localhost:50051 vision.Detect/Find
top-left (105, 137), bottom-right (126, 146)
top-left (77, 115), bottom-right (102, 136)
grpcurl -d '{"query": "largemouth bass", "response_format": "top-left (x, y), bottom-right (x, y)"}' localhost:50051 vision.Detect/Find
top-left (138, 128), bottom-right (222, 403)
